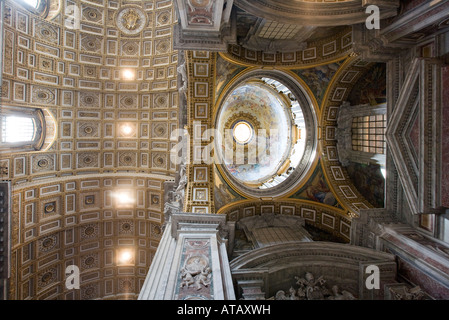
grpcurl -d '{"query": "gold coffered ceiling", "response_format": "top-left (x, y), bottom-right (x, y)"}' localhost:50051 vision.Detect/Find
top-left (1, 0), bottom-right (179, 299)
top-left (0, 0), bottom-right (400, 301)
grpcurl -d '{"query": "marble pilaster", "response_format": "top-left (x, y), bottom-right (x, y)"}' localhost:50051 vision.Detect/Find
top-left (138, 212), bottom-right (236, 300)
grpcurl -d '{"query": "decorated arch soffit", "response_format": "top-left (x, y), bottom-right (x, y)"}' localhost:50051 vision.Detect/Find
top-left (318, 55), bottom-right (380, 217)
top-left (217, 199), bottom-right (351, 243)
top-left (221, 26), bottom-right (354, 69)
top-left (46, 0), bottom-right (63, 20)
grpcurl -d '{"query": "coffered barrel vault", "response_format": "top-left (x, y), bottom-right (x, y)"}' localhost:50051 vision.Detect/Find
top-left (1, 0), bottom-right (180, 299)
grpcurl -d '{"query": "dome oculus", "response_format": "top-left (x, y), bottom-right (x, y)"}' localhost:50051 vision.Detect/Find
top-left (233, 121), bottom-right (253, 144)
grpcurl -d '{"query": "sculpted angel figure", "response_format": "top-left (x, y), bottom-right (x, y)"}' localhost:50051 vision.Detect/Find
top-left (275, 290), bottom-right (288, 300)
top-left (177, 62), bottom-right (188, 96)
top-left (180, 267), bottom-right (195, 288)
top-left (289, 287), bottom-right (300, 300)
top-left (174, 163), bottom-right (187, 200)
top-left (195, 267), bottom-right (211, 290)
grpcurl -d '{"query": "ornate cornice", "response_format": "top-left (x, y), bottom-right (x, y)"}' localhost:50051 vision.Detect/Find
top-left (233, 0), bottom-right (399, 27)
top-left (230, 241), bottom-right (395, 270)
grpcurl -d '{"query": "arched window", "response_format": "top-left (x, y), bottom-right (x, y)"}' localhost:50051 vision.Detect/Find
top-left (1, 116), bottom-right (35, 143)
top-left (17, 0), bottom-right (49, 17)
top-left (22, 0), bottom-right (39, 8)
top-left (0, 107), bottom-right (45, 153)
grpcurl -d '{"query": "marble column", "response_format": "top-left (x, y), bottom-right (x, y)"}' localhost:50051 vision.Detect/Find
top-left (138, 212), bottom-right (236, 300)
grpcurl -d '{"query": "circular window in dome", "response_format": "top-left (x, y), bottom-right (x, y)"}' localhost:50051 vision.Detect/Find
top-left (214, 70), bottom-right (317, 198)
top-left (233, 121), bottom-right (254, 144)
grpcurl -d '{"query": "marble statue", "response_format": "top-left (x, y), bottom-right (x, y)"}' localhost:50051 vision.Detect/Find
top-left (389, 285), bottom-right (426, 300)
top-left (275, 290), bottom-right (288, 300)
top-left (163, 161), bottom-right (187, 225)
top-left (174, 163), bottom-right (187, 200)
top-left (295, 272), bottom-right (329, 300)
top-left (177, 61), bottom-right (188, 99)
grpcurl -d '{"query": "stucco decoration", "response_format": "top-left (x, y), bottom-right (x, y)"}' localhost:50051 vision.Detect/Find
top-left (116, 6), bottom-right (147, 35)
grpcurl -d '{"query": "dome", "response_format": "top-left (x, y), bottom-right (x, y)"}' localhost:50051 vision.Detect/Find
top-left (214, 70), bottom-right (317, 198)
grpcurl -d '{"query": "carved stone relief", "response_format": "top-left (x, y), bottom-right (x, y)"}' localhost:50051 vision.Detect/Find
top-left (385, 284), bottom-right (429, 300)
top-left (116, 6), bottom-right (147, 35)
top-left (180, 255), bottom-right (212, 291)
top-left (273, 272), bottom-right (357, 300)
top-left (175, 238), bottom-right (215, 300)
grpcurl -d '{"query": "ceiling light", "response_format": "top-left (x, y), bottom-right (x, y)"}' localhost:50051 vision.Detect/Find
top-left (121, 124), bottom-right (133, 136)
top-left (117, 249), bottom-right (134, 266)
top-left (114, 191), bottom-right (134, 205)
top-left (122, 69), bottom-right (135, 80)
top-left (120, 251), bottom-right (132, 263)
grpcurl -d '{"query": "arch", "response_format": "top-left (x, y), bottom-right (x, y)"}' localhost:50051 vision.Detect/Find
top-left (221, 27), bottom-right (354, 69)
top-left (319, 56), bottom-right (380, 216)
top-left (217, 198), bottom-right (351, 242)
top-left (8, 173), bottom-right (173, 300)
top-left (230, 241), bottom-right (397, 299)
top-left (0, 106), bottom-right (57, 154)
